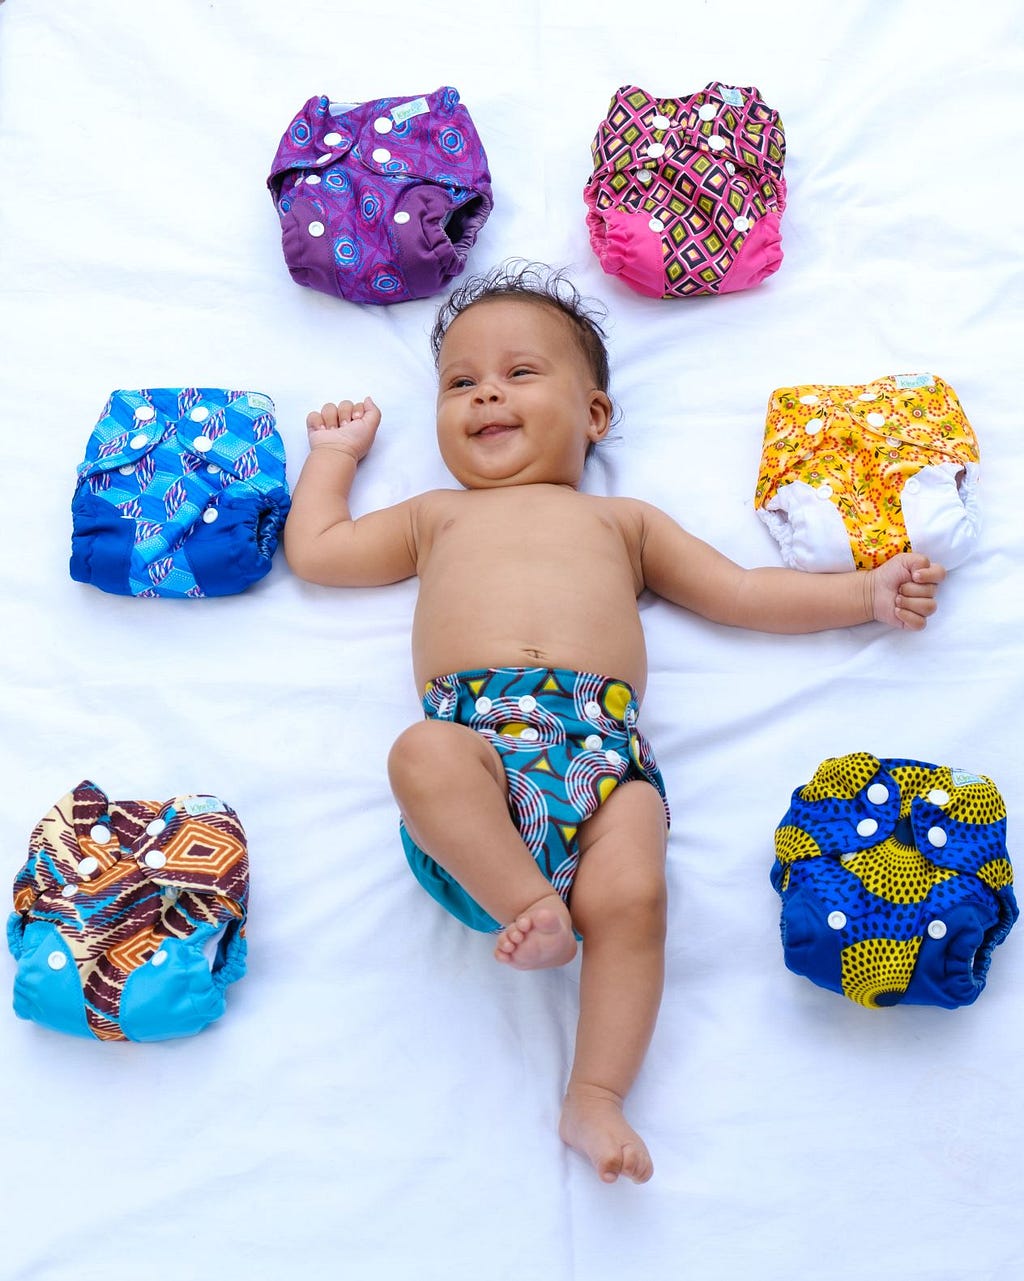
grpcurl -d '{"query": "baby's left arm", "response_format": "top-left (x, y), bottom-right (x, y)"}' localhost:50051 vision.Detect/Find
top-left (632, 500), bottom-right (945, 633)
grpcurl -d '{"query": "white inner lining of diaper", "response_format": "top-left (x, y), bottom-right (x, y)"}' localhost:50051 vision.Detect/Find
top-left (202, 924), bottom-right (229, 969)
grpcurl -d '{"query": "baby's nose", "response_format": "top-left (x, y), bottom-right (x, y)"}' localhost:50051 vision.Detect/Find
top-left (473, 382), bottom-right (502, 403)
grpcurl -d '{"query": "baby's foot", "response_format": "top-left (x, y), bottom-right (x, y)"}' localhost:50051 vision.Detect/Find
top-left (559, 1085), bottom-right (653, 1184)
top-left (494, 893), bottom-right (577, 970)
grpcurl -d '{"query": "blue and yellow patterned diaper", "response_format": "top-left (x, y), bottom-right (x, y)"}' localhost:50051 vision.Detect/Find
top-left (401, 667), bottom-right (669, 931)
top-left (771, 753), bottom-right (1017, 1008)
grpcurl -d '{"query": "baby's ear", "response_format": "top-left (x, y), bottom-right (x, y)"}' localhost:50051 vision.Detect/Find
top-left (587, 390), bottom-right (613, 441)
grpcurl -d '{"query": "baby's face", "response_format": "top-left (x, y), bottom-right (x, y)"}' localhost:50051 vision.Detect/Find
top-left (435, 298), bottom-right (611, 489)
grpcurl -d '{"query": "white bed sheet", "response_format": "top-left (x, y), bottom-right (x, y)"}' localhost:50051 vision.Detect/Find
top-left (2, 2), bottom-right (1023, 1278)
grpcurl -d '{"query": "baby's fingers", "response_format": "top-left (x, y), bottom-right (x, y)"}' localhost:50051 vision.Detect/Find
top-left (911, 561), bottom-right (947, 586)
top-left (894, 590), bottom-right (938, 630)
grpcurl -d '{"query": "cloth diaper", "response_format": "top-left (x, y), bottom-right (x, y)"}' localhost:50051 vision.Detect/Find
top-left (771, 754), bottom-right (1017, 1009)
top-left (754, 373), bottom-right (980, 571)
top-left (8, 781), bottom-right (249, 1041)
top-left (584, 82), bottom-right (786, 298)
top-left (70, 387), bottom-right (290, 598)
top-left (267, 87), bottom-right (493, 304)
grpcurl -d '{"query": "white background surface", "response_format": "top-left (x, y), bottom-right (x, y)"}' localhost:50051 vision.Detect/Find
top-left (2, 3), bottom-right (1022, 1279)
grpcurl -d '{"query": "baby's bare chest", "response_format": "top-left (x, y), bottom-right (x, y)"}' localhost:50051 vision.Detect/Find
top-left (420, 489), bottom-right (639, 586)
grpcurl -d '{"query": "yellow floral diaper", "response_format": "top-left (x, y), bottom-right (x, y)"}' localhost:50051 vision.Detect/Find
top-left (754, 373), bottom-right (980, 571)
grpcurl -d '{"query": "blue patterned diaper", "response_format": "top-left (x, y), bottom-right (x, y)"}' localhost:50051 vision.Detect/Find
top-left (70, 388), bottom-right (290, 598)
top-left (772, 753), bottom-right (1017, 1008)
top-left (401, 667), bottom-right (670, 931)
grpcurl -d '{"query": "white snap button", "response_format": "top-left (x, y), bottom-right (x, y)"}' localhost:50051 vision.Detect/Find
top-left (129, 433), bottom-right (149, 449)
top-left (927, 826), bottom-right (947, 848)
top-left (202, 508), bottom-right (218, 524)
top-left (520, 727), bottom-right (540, 743)
top-left (393, 211), bottom-right (411, 224)
top-left (304, 174), bottom-right (321, 185)
top-left (89, 824), bottom-right (111, 845)
top-left (816, 484), bottom-right (833, 500)
top-left (725, 161), bottom-right (736, 174)
top-left (698, 103), bottom-right (717, 121)
top-left (308, 221), bottom-right (325, 238)
top-left (605, 750), bottom-right (623, 767)
top-left (584, 734), bottom-right (603, 751)
top-left (799, 394), bottom-right (819, 406)
top-left (733, 215), bottom-right (751, 232)
top-left (146, 819), bottom-right (167, 837)
top-left (585, 701), bottom-right (602, 718)
top-left (315, 153), bottom-right (331, 165)
top-left (867, 783), bottom-right (889, 804)
top-left (905, 478), bottom-right (920, 494)
top-left (192, 435), bottom-right (212, 452)
top-left (636, 169), bottom-right (653, 184)
top-left (927, 920), bottom-right (948, 940)
top-left (648, 217), bottom-right (665, 232)
top-left (371, 147), bottom-right (391, 163)
top-left (886, 437), bottom-right (900, 448)
top-left (61, 884), bottom-right (78, 898)
top-left (118, 464), bottom-right (135, 475)
top-left (840, 852), bottom-right (857, 865)
top-left (646, 143), bottom-right (665, 159)
top-left (133, 405), bottom-right (156, 421)
top-left (827, 911), bottom-right (847, 930)
top-left (144, 850), bottom-right (167, 870)
top-left (47, 951), bottom-right (68, 971)
top-left (927, 789), bottom-right (950, 806)
top-left (651, 113), bottom-right (671, 129)
top-left (518, 695), bottom-right (537, 713)
top-left (866, 412), bottom-right (886, 428)
top-left (858, 391), bottom-right (878, 401)
top-left (206, 464), bottom-right (220, 474)
top-left (294, 174), bottom-right (305, 185)
top-left (474, 697), bottom-right (492, 714)
top-left (77, 856), bottom-right (99, 876)
top-left (708, 134), bottom-right (727, 151)
top-left (323, 131), bottom-right (343, 145)
top-left (856, 818), bottom-right (879, 837)
top-left (189, 406), bottom-right (210, 423)
top-left (151, 950), bottom-right (169, 966)
top-left (373, 117), bottom-right (393, 134)
top-left (805, 418), bottom-right (823, 434)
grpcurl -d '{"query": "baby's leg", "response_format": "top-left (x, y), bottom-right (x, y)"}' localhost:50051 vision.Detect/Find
top-left (560, 781), bottom-right (668, 1184)
top-left (388, 720), bottom-right (576, 969)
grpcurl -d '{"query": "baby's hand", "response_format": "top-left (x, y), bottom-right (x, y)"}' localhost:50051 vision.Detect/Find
top-left (306, 397), bottom-right (381, 462)
top-left (870, 553), bottom-right (946, 630)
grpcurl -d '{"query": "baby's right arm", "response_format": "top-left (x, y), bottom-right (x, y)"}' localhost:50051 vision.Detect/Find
top-left (283, 398), bottom-right (419, 587)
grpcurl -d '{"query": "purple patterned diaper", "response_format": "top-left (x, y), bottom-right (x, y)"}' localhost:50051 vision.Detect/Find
top-left (267, 87), bottom-right (493, 305)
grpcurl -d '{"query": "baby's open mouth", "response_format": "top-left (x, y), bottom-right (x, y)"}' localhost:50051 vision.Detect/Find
top-left (475, 422), bottom-right (519, 437)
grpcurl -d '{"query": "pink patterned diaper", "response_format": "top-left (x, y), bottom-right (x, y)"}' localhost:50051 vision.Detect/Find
top-left (584, 83), bottom-right (787, 299)
top-left (267, 87), bottom-right (493, 305)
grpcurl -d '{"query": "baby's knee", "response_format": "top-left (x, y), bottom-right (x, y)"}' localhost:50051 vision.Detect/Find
top-left (387, 720), bottom-right (447, 787)
top-left (575, 865), bottom-right (668, 942)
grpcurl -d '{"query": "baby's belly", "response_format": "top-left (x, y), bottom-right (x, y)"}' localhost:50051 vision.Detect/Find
top-left (411, 590), bottom-right (649, 698)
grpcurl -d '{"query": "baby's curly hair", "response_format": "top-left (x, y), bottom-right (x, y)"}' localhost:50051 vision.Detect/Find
top-left (430, 260), bottom-right (611, 395)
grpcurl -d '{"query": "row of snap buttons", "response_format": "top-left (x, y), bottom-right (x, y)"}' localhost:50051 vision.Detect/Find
top-left (48, 946), bottom-right (168, 970)
top-left (826, 911), bottom-right (949, 940)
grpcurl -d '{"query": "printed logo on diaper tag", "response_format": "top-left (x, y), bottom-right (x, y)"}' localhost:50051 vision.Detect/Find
top-left (895, 373), bottom-right (934, 390)
top-left (391, 97), bottom-right (430, 124)
top-left (247, 393), bottom-right (275, 412)
top-left (182, 796), bottom-right (228, 817)
top-left (718, 86), bottom-right (745, 107)
top-left (950, 769), bottom-right (984, 787)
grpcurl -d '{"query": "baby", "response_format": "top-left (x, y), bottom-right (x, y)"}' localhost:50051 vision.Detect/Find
top-left (284, 262), bottom-right (945, 1185)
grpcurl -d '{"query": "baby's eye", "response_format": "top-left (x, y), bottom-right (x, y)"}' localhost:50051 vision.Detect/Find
top-left (449, 377), bottom-right (475, 389)
top-left (510, 367), bottom-right (536, 378)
